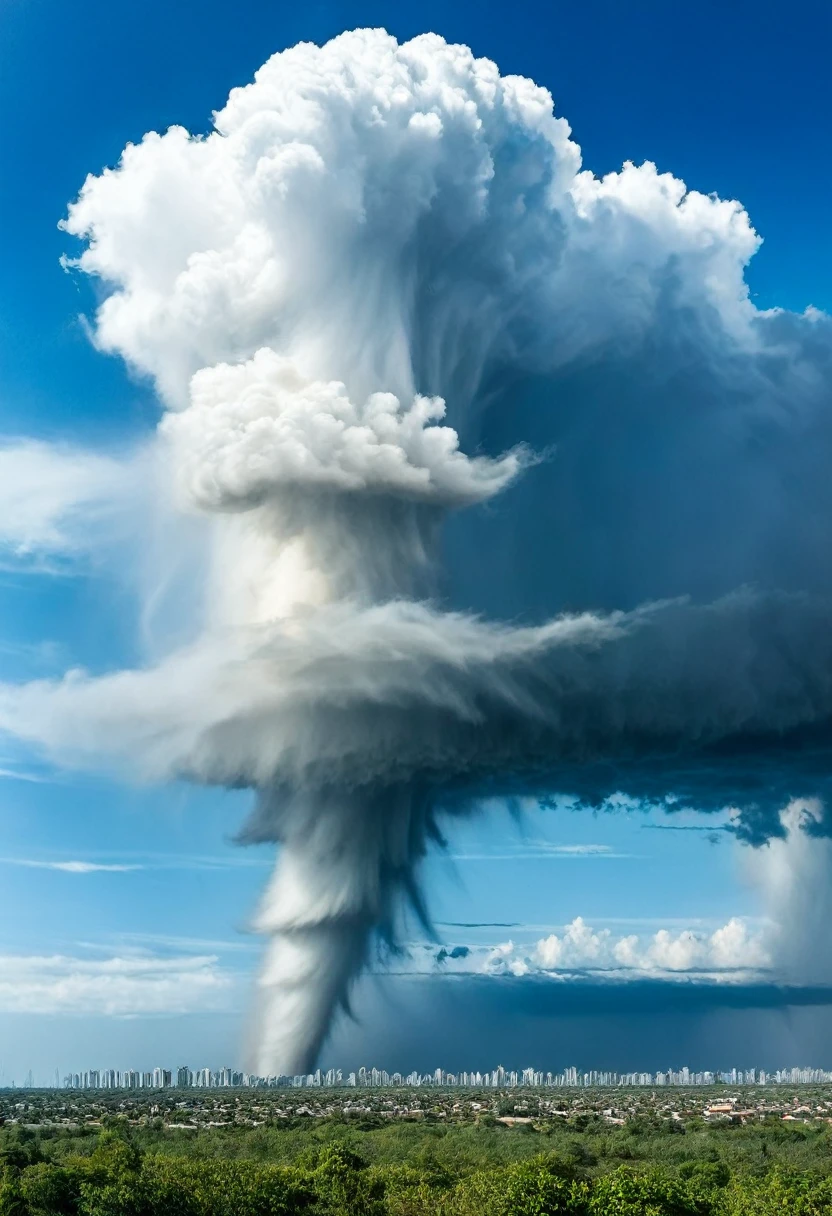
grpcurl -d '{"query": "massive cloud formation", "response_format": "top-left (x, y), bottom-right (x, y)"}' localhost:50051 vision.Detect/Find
top-left (2, 29), bottom-right (832, 1073)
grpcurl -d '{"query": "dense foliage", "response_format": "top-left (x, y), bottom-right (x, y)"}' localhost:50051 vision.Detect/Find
top-left (2, 1111), bottom-right (832, 1215)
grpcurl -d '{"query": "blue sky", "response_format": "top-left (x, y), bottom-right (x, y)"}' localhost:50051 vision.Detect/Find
top-left (1, 0), bottom-right (832, 1082)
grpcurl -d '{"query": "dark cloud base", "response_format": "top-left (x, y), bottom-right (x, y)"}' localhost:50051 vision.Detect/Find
top-left (469, 977), bottom-right (832, 1017)
top-left (325, 976), bottom-right (832, 1073)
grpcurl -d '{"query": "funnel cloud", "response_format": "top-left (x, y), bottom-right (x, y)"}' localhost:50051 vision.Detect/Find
top-left (2, 29), bottom-right (832, 1075)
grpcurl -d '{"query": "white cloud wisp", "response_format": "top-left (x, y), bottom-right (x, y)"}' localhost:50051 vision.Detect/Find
top-left (2, 859), bottom-right (143, 873)
top-left (0, 441), bottom-right (136, 571)
top-left (0, 952), bottom-right (235, 1016)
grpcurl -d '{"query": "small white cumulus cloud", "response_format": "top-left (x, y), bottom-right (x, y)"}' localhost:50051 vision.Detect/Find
top-left (402, 915), bottom-right (770, 982)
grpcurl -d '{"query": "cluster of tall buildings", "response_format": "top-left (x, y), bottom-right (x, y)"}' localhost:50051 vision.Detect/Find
top-left (63, 1068), bottom-right (172, 1090)
top-left (58, 1064), bottom-right (832, 1091)
top-left (61, 1067), bottom-right (244, 1090)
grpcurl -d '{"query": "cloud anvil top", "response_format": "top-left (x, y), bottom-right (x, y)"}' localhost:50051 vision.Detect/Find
top-left (1, 28), bottom-right (832, 1076)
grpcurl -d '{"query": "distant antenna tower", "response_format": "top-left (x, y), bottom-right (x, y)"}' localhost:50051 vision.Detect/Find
top-left (25, 1068), bottom-right (33, 1089)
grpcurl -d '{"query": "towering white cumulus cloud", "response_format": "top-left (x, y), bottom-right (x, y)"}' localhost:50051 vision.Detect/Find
top-left (3, 29), bottom-right (832, 1073)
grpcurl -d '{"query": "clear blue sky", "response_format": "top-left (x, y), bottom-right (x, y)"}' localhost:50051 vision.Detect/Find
top-left (1, 0), bottom-right (831, 1083)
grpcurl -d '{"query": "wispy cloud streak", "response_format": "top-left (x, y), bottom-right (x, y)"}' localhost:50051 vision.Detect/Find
top-left (2, 859), bottom-right (143, 873)
top-left (449, 843), bottom-right (638, 861)
top-left (0, 854), bottom-right (272, 874)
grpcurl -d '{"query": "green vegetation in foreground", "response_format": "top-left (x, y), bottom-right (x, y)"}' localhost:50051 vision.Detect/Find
top-left (3, 1091), bottom-right (832, 1215)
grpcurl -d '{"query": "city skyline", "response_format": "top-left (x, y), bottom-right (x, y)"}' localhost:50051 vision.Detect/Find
top-left (3, 1063), bottom-right (831, 1092)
